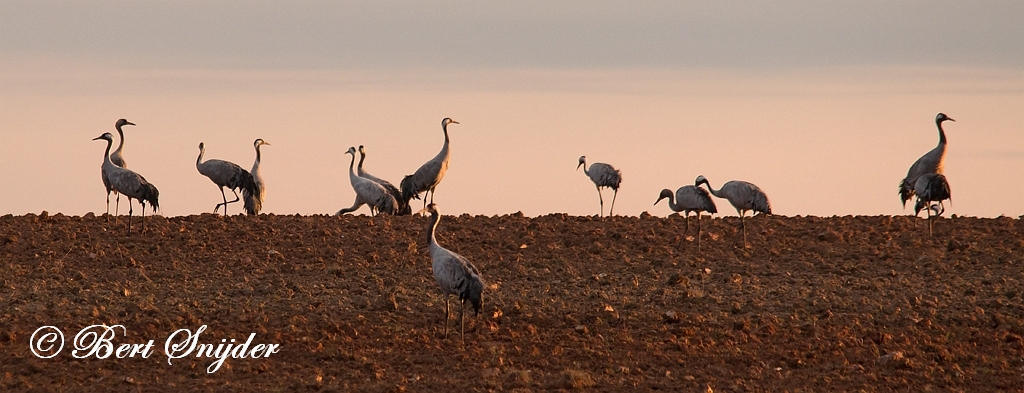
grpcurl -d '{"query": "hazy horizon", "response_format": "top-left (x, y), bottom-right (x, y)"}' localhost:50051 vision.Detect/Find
top-left (2, 1), bottom-right (1021, 218)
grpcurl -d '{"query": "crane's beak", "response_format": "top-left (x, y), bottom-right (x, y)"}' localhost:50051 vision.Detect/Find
top-left (947, 117), bottom-right (956, 122)
top-left (126, 121), bottom-right (135, 126)
top-left (576, 162), bottom-right (583, 170)
top-left (92, 136), bottom-right (103, 141)
top-left (450, 120), bottom-right (460, 124)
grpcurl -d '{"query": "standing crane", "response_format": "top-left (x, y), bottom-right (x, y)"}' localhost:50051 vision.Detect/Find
top-left (401, 118), bottom-right (459, 208)
top-left (104, 118), bottom-right (135, 220)
top-left (196, 142), bottom-right (258, 216)
top-left (93, 132), bottom-right (159, 235)
top-left (358, 145), bottom-right (411, 215)
top-left (577, 156), bottom-right (622, 217)
top-left (655, 185), bottom-right (717, 250)
top-left (913, 173), bottom-right (952, 236)
top-left (424, 203), bottom-right (485, 343)
top-left (899, 113), bottom-right (955, 208)
top-left (243, 139), bottom-right (269, 215)
top-left (337, 146), bottom-right (397, 216)
top-left (695, 175), bottom-right (771, 247)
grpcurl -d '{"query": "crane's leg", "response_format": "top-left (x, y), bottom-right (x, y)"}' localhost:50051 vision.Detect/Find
top-left (460, 300), bottom-right (466, 345)
top-left (444, 297), bottom-right (450, 339)
top-left (609, 189), bottom-right (618, 216)
top-left (105, 191), bottom-right (111, 222)
top-left (596, 186), bottom-right (604, 217)
top-left (677, 212), bottom-right (689, 249)
top-left (926, 202), bottom-right (933, 236)
top-left (740, 210), bottom-right (748, 247)
top-left (429, 187), bottom-right (436, 204)
top-left (141, 202), bottom-right (146, 234)
top-left (115, 192), bottom-right (121, 220)
top-left (697, 213), bottom-right (703, 251)
top-left (126, 199), bottom-right (133, 236)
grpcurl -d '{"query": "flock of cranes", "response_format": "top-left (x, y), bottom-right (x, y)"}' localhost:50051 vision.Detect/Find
top-left (91, 112), bottom-right (958, 341)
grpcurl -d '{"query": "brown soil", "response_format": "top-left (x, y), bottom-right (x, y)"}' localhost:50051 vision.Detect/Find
top-left (1, 212), bottom-right (1023, 392)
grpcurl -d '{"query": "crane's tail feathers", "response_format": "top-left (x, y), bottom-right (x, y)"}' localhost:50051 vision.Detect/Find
top-left (898, 178), bottom-right (913, 208)
top-left (400, 175), bottom-right (420, 202)
top-left (460, 275), bottom-right (486, 316)
top-left (141, 183), bottom-right (160, 211)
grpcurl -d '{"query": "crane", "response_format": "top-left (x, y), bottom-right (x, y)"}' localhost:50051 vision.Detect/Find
top-left (424, 203), bottom-right (484, 343)
top-left (358, 145), bottom-right (411, 215)
top-left (401, 118), bottom-right (459, 208)
top-left (243, 139), bottom-right (269, 215)
top-left (655, 185), bottom-right (717, 250)
top-left (913, 173), bottom-right (952, 236)
top-left (195, 142), bottom-right (258, 216)
top-left (337, 146), bottom-right (397, 216)
top-left (695, 175), bottom-right (771, 247)
top-left (105, 118), bottom-right (135, 220)
top-left (577, 156), bottom-right (622, 217)
top-left (93, 132), bottom-right (159, 235)
top-left (899, 113), bottom-right (955, 208)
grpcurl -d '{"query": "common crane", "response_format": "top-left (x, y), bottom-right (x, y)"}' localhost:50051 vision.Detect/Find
top-left (913, 173), bottom-right (952, 236)
top-left (336, 147), bottom-right (397, 216)
top-left (195, 142), bottom-right (258, 216)
top-left (93, 132), bottom-right (159, 235)
top-left (105, 118), bottom-right (135, 220)
top-left (358, 145), bottom-right (411, 215)
top-left (655, 185), bottom-right (717, 250)
top-left (424, 203), bottom-right (484, 343)
top-left (400, 118), bottom-right (459, 208)
top-left (243, 139), bottom-right (269, 215)
top-left (695, 175), bottom-right (771, 247)
top-left (577, 156), bottom-right (621, 217)
top-left (899, 113), bottom-right (955, 208)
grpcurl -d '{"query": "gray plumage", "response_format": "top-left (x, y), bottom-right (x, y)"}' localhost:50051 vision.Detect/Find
top-left (655, 185), bottom-right (717, 250)
top-left (243, 139), bottom-right (269, 215)
top-left (899, 113), bottom-right (955, 208)
top-left (94, 132), bottom-right (159, 235)
top-left (105, 118), bottom-right (135, 219)
top-left (913, 173), bottom-right (952, 236)
top-left (401, 118), bottom-right (459, 208)
top-left (695, 175), bottom-right (771, 247)
top-left (358, 145), bottom-right (411, 215)
top-left (336, 147), bottom-right (398, 216)
top-left (196, 142), bottom-right (258, 216)
top-left (425, 203), bottom-right (484, 343)
top-left (577, 155), bottom-right (622, 217)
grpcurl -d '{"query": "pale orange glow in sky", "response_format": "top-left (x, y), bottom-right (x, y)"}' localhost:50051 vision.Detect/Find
top-left (1, 2), bottom-right (1021, 218)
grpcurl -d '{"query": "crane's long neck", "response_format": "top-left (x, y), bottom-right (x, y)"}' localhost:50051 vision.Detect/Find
top-left (115, 124), bottom-right (126, 152)
top-left (581, 161), bottom-right (589, 177)
top-left (439, 123), bottom-right (451, 158)
top-left (347, 152), bottom-right (358, 181)
top-left (252, 144), bottom-right (262, 173)
top-left (936, 119), bottom-right (947, 146)
top-left (196, 147), bottom-right (205, 167)
top-left (702, 180), bottom-right (724, 198)
top-left (102, 138), bottom-right (113, 165)
top-left (427, 210), bottom-right (440, 247)
top-left (357, 151), bottom-right (366, 175)
top-left (666, 194), bottom-right (681, 212)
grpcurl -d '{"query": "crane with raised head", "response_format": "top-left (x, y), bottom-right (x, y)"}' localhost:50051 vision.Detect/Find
top-left (243, 139), bottom-right (269, 215)
top-left (695, 175), bottom-right (771, 247)
top-left (899, 113), bottom-right (955, 208)
top-left (337, 146), bottom-right (397, 216)
top-left (577, 156), bottom-right (621, 217)
top-left (94, 132), bottom-right (159, 235)
top-left (424, 203), bottom-right (484, 343)
top-left (196, 142), bottom-right (258, 216)
top-left (655, 185), bottom-right (717, 250)
top-left (104, 118), bottom-right (135, 220)
top-left (401, 118), bottom-right (459, 208)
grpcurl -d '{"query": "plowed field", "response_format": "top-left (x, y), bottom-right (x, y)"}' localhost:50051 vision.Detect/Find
top-left (1, 212), bottom-right (1023, 392)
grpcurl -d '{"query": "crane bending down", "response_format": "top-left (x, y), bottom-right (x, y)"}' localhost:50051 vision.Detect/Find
top-left (196, 142), bottom-right (258, 216)
top-left (336, 147), bottom-right (397, 216)
top-left (899, 113), bottom-right (955, 208)
top-left (94, 132), bottom-right (159, 235)
top-left (425, 203), bottom-right (485, 343)
top-left (913, 173), bottom-right (951, 236)
top-left (359, 145), bottom-right (411, 215)
top-left (401, 118), bottom-right (459, 209)
top-left (577, 156), bottom-right (621, 217)
top-left (655, 185), bottom-right (717, 250)
top-left (243, 139), bottom-right (269, 215)
top-left (695, 175), bottom-right (771, 247)
top-left (104, 118), bottom-right (135, 220)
